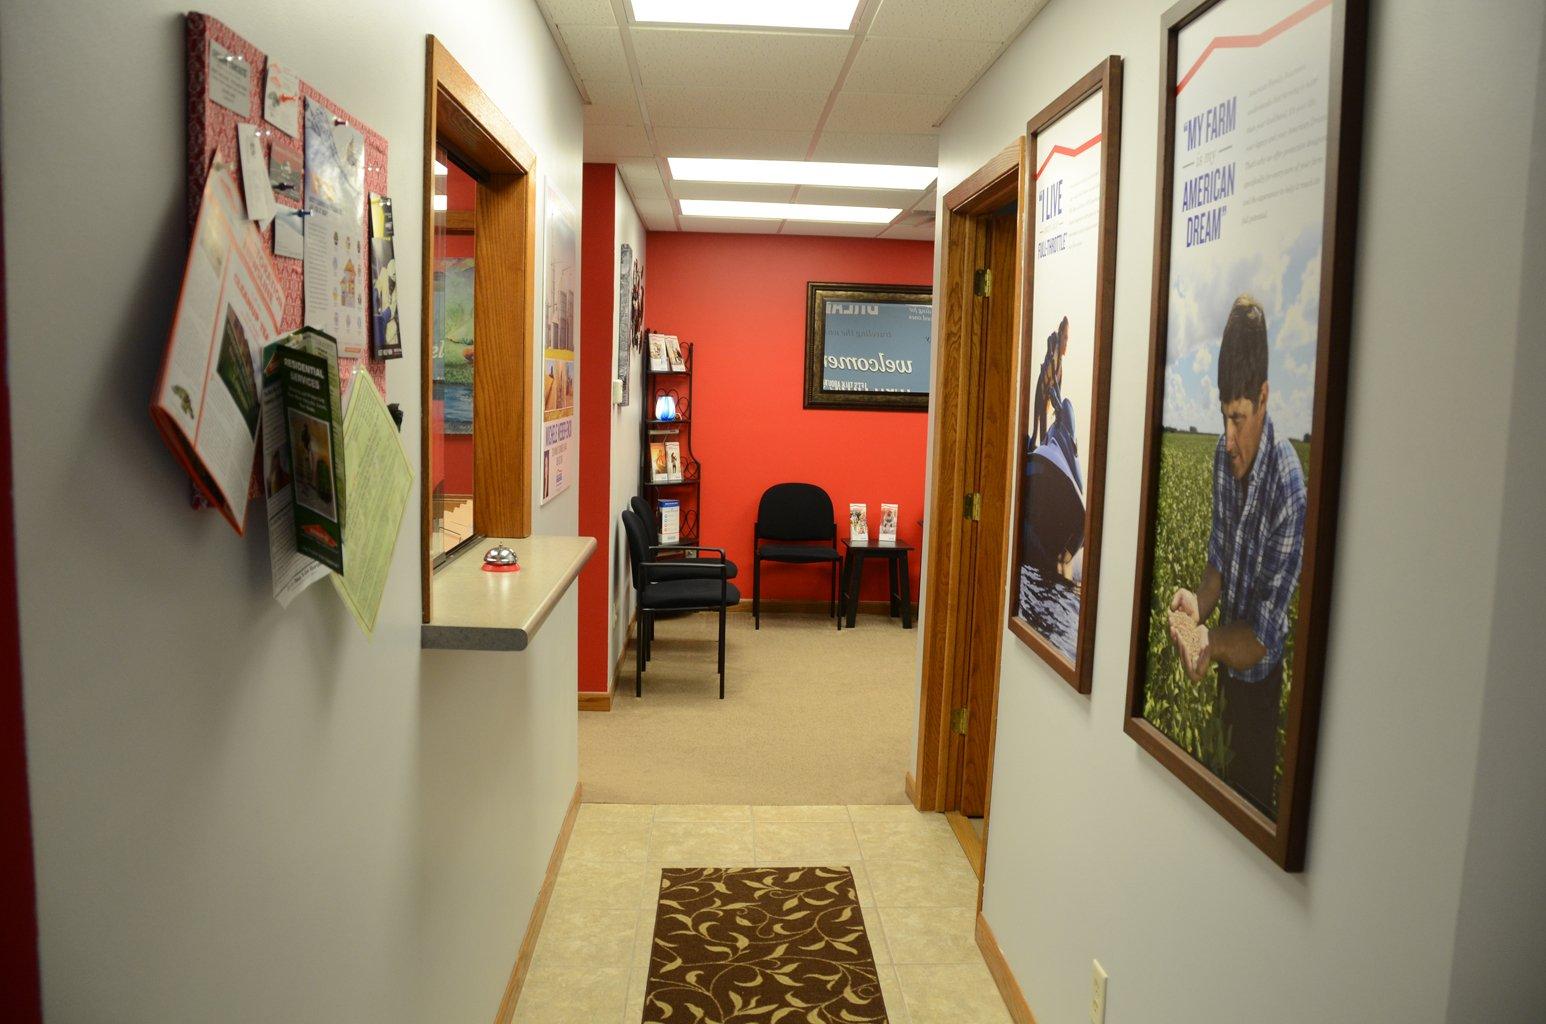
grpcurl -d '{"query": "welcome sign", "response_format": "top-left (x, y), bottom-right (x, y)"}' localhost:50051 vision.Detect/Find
top-left (804, 282), bottom-right (933, 411)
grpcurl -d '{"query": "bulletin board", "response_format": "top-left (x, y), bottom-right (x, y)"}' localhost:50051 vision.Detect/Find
top-left (185, 11), bottom-right (388, 400)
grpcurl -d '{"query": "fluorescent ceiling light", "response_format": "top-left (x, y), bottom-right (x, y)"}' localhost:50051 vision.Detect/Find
top-left (631, 0), bottom-right (859, 31)
top-left (680, 199), bottom-right (899, 224)
top-left (432, 194), bottom-right (449, 212)
top-left (433, 160), bottom-right (448, 176)
top-left (669, 157), bottom-right (936, 191)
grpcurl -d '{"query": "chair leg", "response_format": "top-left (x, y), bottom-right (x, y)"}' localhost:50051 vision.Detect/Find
top-left (753, 556), bottom-right (761, 629)
top-left (635, 612), bottom-right (646, 697)
top-left (829, 562), bottom-right (836, 620)
top-left (717, 603), bottom-right (727, 699)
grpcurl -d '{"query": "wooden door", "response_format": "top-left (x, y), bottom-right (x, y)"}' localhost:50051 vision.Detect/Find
top-left (953, 209), bottom-right (1020, 817)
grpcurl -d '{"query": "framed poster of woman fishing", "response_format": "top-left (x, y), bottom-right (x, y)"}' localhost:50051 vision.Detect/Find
top-left (1126, 0), bottom-right (1366, 871)
top-left (1008, 56), bottom-right (1123, 695)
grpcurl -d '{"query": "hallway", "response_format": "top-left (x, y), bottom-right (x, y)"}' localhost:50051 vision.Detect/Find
top-left (516, 803), bottom-right (1006, 1024)
top-left (581, 613), bottom-right (918, 805)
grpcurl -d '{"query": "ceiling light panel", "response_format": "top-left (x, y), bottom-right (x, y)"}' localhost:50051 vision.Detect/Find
top-left (669, 157), bottom-right (936, 191)
top-left (679, 199), bottom-right (900, 224)
top-left (630, 0), bottom-right (859, 31)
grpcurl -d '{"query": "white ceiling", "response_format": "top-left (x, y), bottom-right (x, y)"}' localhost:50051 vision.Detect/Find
top-left (537, 0), bottom-right (1050, 238)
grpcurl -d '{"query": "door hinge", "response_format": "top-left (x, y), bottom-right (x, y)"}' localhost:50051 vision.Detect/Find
top-left (973, 267), bottom-right (992, 297)
top-left (962, 492), bottom-right (982, 521)
top-left (951, 707), bottom-right (969, 736)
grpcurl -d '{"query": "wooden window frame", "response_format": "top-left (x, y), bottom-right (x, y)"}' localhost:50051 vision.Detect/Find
top-left (421, 37), bottom-right (538, 622)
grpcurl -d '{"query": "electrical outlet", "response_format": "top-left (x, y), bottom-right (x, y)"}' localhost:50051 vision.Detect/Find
top-left (1090, 959), bottom-right (1108, 1024)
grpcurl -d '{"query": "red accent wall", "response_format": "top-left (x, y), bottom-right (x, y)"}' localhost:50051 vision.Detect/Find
top-left (643, 232), bottom-right (934, 603)
top-left (576, 165), bottom-right (617, 694)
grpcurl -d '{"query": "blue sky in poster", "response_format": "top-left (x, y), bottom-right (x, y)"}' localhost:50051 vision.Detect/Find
top-left (820, 301), bottom-right (932, 394)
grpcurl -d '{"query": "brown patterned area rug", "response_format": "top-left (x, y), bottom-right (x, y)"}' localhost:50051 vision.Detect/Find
top-left (643, 867), bottom-right (889, 1023)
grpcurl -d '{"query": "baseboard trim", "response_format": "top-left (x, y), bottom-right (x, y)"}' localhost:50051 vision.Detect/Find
top-left (904, 771), bottom-right (918, 807)
top-left (945, 810), bottom-right (985, 880)
top-left (976, 913), bottom-right (1036, 1024)
top-left (492, 782), bottom-right (583, 1024)
top-left (580, 611), bottom-right (636, 712)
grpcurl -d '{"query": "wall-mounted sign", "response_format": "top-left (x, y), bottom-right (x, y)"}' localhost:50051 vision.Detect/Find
top-left (803, 282), bottom-right (932, 412)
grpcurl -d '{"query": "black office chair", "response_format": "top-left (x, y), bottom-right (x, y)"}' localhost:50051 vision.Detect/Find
top-left (622, 509), bottom-right (740, 698)
top-left (629, 496), bottom-right (739, 582)
top-left (753, 483), bottom-right (841, 630)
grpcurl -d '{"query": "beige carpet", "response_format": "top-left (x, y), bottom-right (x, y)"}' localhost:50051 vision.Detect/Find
top-left (580, 611), bottom-right (918, 805)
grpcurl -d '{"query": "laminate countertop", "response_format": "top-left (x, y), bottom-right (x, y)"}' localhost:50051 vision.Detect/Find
top-left (420, 535), bottom-right (596, 652)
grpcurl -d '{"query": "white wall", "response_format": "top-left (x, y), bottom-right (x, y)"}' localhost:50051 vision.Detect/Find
top-left (0, 1), bottom-right (584, 1021)
top-left (929, 1), bottom-right (1546, 1022)
top-left (609, 174), bottom-right (647, 675)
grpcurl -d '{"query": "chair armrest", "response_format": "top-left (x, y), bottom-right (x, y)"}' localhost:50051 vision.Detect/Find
top-left (648, 545), bottom-right (728, 560)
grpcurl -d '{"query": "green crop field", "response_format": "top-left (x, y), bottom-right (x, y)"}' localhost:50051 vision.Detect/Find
top-left (1140, 430), bottom-right (1309, 814)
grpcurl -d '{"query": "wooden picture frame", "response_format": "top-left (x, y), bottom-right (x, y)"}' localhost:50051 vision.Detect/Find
top-left (804, 282), bottom-right (933, 412)
top-left (1007, 56), bottom-right (1123, 694)
top-left (1125, 0), bottom-right (1367, 870)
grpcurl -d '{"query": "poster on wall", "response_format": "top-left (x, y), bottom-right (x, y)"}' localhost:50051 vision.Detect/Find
top-left (434, 256), bottom-right (475, 434)
top-left (542, 183), bottom-right (578, 503)
top-left (1009, 58), bottom-right (1123, 694)
top-left (302, 98), bottom-right (368, 359)
top-left (1126, 0), bottom-right (1367, 871)
top-left (616, 243), bottom-right (634, 406)
top-left (804, 283), bottom-right (932, 411)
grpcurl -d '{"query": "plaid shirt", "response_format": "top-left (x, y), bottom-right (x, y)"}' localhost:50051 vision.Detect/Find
top-left (1206, 415), bottom-right (1306, 682)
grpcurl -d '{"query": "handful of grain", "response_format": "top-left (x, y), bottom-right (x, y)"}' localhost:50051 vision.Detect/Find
top-left (1168, 608), bottom-right (1206, 663)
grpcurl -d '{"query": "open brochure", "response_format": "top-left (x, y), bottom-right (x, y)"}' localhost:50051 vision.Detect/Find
top-left (151, 158), bottom-right (285, 533)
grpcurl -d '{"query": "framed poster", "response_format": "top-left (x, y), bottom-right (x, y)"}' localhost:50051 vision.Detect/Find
top-left (804, 283), bottom-right (932, 411)
top-left (616, 243), bottom-right (634, 407)
top-left (541, 182), bottom-right (578, 503)
top-left (1126, 0), bottom-right (1366, 870)
top-left (1008, 56), bottom-right (1123, 694)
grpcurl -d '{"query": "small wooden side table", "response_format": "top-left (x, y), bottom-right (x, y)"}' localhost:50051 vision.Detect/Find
top-left (839, 539), bottom-right (915, 629)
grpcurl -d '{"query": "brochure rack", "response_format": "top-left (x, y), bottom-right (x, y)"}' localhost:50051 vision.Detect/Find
top-left (640, 340), bottom-right (700, 547)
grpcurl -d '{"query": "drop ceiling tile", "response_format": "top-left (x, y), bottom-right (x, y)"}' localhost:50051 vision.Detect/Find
top-left (585, 123), bottom-right (654, 159)
top-left (825, 92), bottom-right (954, 133)
top-left (672, 181), bottom-right (799, 203)
top-left (583, 79), bottom-right (640, 128)
top-left (780, 222), bottom-right (888, 238)
top-left (844, 36), bottom-right (1003, 96)
top-left (879, 222), bottom-right (939, 241)
top-left (790, 185), bottom-right (925, 209)
top-left (652, 126), bottom-right (812, 160)
top-left (557, 24), bottom-right (630, 84)
top-left (679, 218), bottom-right (782, 234)
top-left (631, 28), bottom-right (852, 94)
top-left (633, 195), bottom-right (677, 224)
top-left (618, 158), bottom-right (668, 199)
top-left (646, 86), bottom-right (828, 132)
top-left (868, 0), bottom-right (1047, 42)
top-left (811, 132), bottom-right (939, 165)
top-left (542, 0), bottom-right (617, 26)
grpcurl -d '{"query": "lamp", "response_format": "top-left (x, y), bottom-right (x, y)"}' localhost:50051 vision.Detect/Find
top-left (654, 390), bottom-right (678, 422)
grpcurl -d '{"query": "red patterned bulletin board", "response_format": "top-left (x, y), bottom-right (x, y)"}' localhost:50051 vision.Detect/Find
top-left (185, 12), bottom-right (388, 397)
top-left (183, 12), bottom-right (390, 510)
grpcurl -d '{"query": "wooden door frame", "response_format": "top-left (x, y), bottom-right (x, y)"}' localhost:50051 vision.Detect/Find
top-left (421, 38), bottom-right (539, 621)
top-left (914, 139), bottom-right (1028, 883)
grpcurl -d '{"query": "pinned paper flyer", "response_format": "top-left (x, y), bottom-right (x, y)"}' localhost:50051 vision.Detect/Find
top-left (236, 123), bottom-right (276, 225)
top-left (208, 39), bottom-right (251, 115)
top-left (263, 60), bottom-right (301, 138)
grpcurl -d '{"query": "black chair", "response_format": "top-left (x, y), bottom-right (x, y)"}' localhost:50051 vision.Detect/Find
top-left (629, 496), bottom-right (739, 583)
top-left (753, 483), bottom-right (841, 629)
top-left (622, 509), bottom-right (740, 698)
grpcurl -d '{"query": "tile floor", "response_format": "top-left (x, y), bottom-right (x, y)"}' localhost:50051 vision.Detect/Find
top-left (514, 803), bottom-right (1014, 1024)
